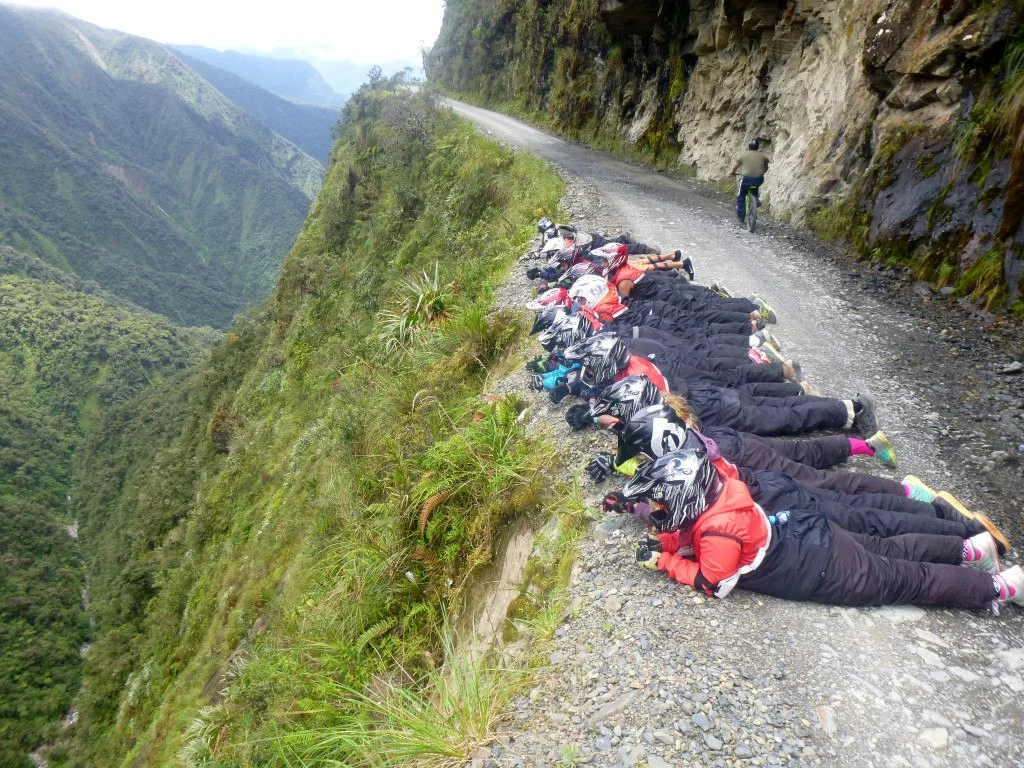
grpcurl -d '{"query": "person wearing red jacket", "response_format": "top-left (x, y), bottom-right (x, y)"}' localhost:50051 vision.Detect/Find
top-left (624, 451), bottom-right (1024, 611)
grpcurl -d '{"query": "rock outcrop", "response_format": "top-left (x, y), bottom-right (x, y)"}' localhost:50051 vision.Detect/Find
top-left (427, 0), bottom-right (1024, 308)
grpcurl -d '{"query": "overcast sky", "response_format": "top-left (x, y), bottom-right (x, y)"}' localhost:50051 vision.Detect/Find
top-left (11, 0), bottom-right (445, 64)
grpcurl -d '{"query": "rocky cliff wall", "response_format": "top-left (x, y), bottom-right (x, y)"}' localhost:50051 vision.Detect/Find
top-left (427, 0), bottom-right (1024, 310)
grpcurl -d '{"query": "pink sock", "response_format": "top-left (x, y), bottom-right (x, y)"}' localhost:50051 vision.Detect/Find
top-left (994, 574), bottom-right (1017, 601)
top-left (848, 437), bottom-right (874, 457)
top-left (963, 539), bottom-right (981, 563)
top-left (904, 485), bottom-right (912, 497)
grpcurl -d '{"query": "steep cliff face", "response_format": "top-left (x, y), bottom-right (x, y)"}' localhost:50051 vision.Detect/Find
top-left (427, 0), bottom-right (1024, 309)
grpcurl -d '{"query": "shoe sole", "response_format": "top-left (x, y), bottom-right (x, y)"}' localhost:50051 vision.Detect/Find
top-left (760, 343), bottom-right (785, 364)
top-left (854, 393), bottom-right (877, 437)
top-left (902, 474), bottom-right (937, 501)
top-left (938, 490), bottom-right (1016, 555)
top-left (800, 381), bottom-right (822, 397)
top-left (868, 431), bottom-right (897, 468)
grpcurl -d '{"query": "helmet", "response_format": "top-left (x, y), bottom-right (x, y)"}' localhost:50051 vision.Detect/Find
top-left (537, 217), bottom-right (553, 235)
top-left (530, 305), bottom-right (568, 336)
top-left (562, 333), bottom-right (631, 386)
top-left (590, 243), bottom-right (630, 276)
top-left (538, 311), bottom-right (596, 351)
top-left (748, 139), bottom-right (760, 150)
top-left (557, 224), bottom-right (577, 241)
top-left (555, 244), bottom-right (585, 265)
top-left (590, 375), bottom-right (663, 423)
top-left (615, 404), bottom-right (703, 466)
top-left (575, 232), bottom-right (594, 250)
top-left (562, 261), bottom-right (599, 284)
top-left (620, 449), bottom-right (720, 531)
top-left (568, 274), bottom-right (612, 308)
top-left (540, 237), bottom-right (567, 257)
top-left (526, 286), bottom-right (570, 310)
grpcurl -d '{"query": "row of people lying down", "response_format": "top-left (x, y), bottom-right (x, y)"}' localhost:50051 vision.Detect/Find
top-left (523, 223), bottom-right (1020, 613)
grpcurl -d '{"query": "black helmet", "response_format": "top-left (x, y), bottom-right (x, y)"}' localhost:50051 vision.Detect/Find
top-left (615, 404), bottom-right (704, 466)
top-left (557, 224), bottom-right (577, 240)
top-left (590, 375), bottom-right (663, 423)
top-left (538, 312), bottom-right (595, 351)
top-left (530, 305), bottom-right (568, 336)
top-left (555, 244), bottom-right (584, 265)
top-left (562, 333), bottom-right (630, 387)
top-left (620, 449), bottom-right (720, 531)
top-left (537, 217), bottom-right (553, 235)
top-left (748, 139), bottom-right (760, 150)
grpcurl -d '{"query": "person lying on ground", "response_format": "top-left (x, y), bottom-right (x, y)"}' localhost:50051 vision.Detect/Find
top-left (561, 334), bottom-right (876, 438)
top-left (624, 450), bottom-right (1023, 611)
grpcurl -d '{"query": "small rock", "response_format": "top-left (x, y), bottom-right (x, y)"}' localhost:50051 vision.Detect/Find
top-left (997, 648), bottom-right (1024, 672)
top-left (647, 756), bottom-right (672, 768)
top-left (734, 744), bottom-right (754, 758)
top-left (703, 733), bottom-right (724, 750)
top-left (604, 596), bottom-right (623, 613)
top-left (692, 712), bottom-right (713, 731)
top-left (596, 736), bottom-right (612, 752)
top-left (947, 666), bottom-right (980, 683)
top-left (652, 730), bottom-right (673, 745)
top-left (1002, 361), bottom-right (1023, 374)
top-left (918, 727), bottom-right (949, 751)
top-left (815, 705), bottom-right (837, 737)
top-left (922, 709), bottom-right (953, 728)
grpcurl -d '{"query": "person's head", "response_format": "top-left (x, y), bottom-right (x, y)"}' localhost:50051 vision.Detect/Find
top-left (557, 224), bottom-right (577, 241)
top-left (562, 333), bottom-right (630, 387)
top-left (555, 244), bottom-right (583, 265)
top-left (562, 261), bottom-right (599, 285)
top-left (590, 243), bottom-right (629, 276)
top-left (526, 286), bottom-right (570, 310)
top-left (748, 139), bottom-right (760, 151)
top-left (567, 274), bottom-right (613, 309)
top-left (620, 449), bottom-right (721, 531)
top-left (614, 403), bottom-right (704, 466)
top-left (537, 311), bottom-right (596, 351)
top-left (589, 375), bottom-right (663, 427)
top-left (530, 305), bottom-right (568, 336)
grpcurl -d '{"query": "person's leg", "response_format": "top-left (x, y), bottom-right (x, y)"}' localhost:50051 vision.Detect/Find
top-left (748, 434), bottom-right (851, 469)
top-left (804, 484), bottom-right (952, 515)
top-left (736, 382), bottom-right (804, 398)
top-left (736, 179), bottom-right (749, 220)
top-left (844, 529), bottom-right (964, 565)
top-left (813, 524), bottom-right (995, 609)
top-left (715, 390), bottom-right (851, 436)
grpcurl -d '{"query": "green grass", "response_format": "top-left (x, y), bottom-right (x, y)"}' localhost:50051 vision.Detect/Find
top-left (47, 80), bottom-right (569, 768)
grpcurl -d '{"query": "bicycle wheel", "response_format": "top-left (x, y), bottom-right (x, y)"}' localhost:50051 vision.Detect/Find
top-left (746, 192), bottom-right (757, 233)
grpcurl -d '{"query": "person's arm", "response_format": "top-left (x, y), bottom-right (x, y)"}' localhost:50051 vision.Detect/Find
top-left (730, 160), bottom-right (741, 176)
top-left (618, 278), bottom-right (634, 297)
top-left (658, 533), bottom-right (742, 597)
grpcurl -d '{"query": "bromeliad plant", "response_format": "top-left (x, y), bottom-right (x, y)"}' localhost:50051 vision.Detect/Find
top-left (377, 262), bottom-right (454, 355)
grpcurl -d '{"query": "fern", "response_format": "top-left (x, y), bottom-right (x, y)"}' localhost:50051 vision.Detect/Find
top-left (355, 616), bottom-right (398, 652)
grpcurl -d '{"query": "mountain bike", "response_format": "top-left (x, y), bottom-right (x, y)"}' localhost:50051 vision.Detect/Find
top-left (738, 177), bottom-right (760, 233)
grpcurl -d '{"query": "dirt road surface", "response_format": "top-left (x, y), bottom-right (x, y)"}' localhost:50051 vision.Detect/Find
top-left (451, 99), bottom-right (1024, 768)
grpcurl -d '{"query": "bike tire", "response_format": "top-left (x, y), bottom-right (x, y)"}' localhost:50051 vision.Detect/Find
top-left (747, 193), bottom-right (757, 233)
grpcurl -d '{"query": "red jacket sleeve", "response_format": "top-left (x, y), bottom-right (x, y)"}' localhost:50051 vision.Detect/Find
top-left (658, 533), bottom-right (743, 597)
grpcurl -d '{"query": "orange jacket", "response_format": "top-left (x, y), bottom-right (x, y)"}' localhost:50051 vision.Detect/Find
top-left (655, 458), bottom-right (772, 598)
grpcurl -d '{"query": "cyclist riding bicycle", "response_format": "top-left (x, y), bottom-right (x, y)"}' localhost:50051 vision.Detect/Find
top-left (730, 139), bottom-right (769, 224)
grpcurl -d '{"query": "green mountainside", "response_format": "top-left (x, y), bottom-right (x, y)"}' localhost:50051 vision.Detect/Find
top-left (0, 6), bottom-right (324, 329)
top-left (40, 81), bottom-right (565, 768)
top-left (170, 45), bottom-right (346, 107)
top-left (0, 260), bottom-right (218, 767)
top-left (171, 51), bottom-right (339, 164)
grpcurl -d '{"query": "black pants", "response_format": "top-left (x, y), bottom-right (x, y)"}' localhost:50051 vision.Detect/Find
top-left (625, 338), bottom-right (757, 376)
top-left (631, 311), bottom-right (751, 338)
top-left (747, 433), bottom-right (850, 469)
top-left (629, 300), bottom-right (754, 329)
top-left (611, 324), bottom-right (753, 366)
top-left (813, 524), bottom-right (994, 609)
top-left (796, 484), bottom-right (952, 517)
top-left (744, 469), bottom-right (984, 539)
top-left (707, 387), bottom-right (850, 436)
top-left (643, 285), bottom-right (757, 315)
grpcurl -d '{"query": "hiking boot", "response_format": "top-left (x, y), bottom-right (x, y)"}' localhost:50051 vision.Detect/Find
top-left (994, 565), bottom-right (1024, 607)
top-left (800, 380), bottom-right (822, 397)
top-left (903, 474), bottom-right (937, 503)
top-left (751, 296), bottom-right (777, 324)
top-left (866, 431), bottom-right (897, 469)
top-left (964, 532), bottom-right (1001, 574)
top-left (782, 359), bottom-right (802, 383)
top-left (851, 393), bottom-right (877, 437)
top-left (759, 342), bottom-right (786, 364)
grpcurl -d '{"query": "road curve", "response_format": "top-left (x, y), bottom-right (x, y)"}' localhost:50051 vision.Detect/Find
top-left (449, 99), bottom-right (1024, 767)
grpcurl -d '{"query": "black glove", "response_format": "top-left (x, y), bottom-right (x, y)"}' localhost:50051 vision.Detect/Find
top-left (565, 403), bottom-right (594, 430)
top-left (587, 453), bottom-right (615, 482)
top-left (526, 267), bottom-right (541, 280)
top-left (528, 375), bottom-right (544, 391)
top-left (549, 380), bottom-right (570, 403)
top-left (535, 283), bottom-right (550, 295)
top-left (601, 489), bottom-right (633, 515)
top-left (635, 543), bottom-right (661, 570)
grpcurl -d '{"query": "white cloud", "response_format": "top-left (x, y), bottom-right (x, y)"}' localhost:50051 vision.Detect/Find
top-left (9, 0), bottom-right (445, 64)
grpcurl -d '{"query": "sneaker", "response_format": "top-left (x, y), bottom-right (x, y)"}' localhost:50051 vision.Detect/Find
top-left (800, 380), bottom-right (822, 397)
top-left (866, 431), bottom-right (897, 469)
top-left (851, 393), bottom-right (877, 437)
top-left (754, 328), bottom-right (782, 351)
top-left (903, 474), bottom-right (937, 503)
top-left (710, 282), bottom-right (733, 298)
top-left (751, 296), bottom-right (777, 324)
top-left (964, 532), bottom-right (1001, 574)
top-left (994, 565), bottom-right (1024, 607)
top-left (759, 342), bottom-right (786, 364)
top-left (936, 491), bottom-right (1014, 555)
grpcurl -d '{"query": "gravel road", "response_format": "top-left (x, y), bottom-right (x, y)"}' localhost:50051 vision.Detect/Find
top-left (452, 100), bottom-right (1024, 768)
